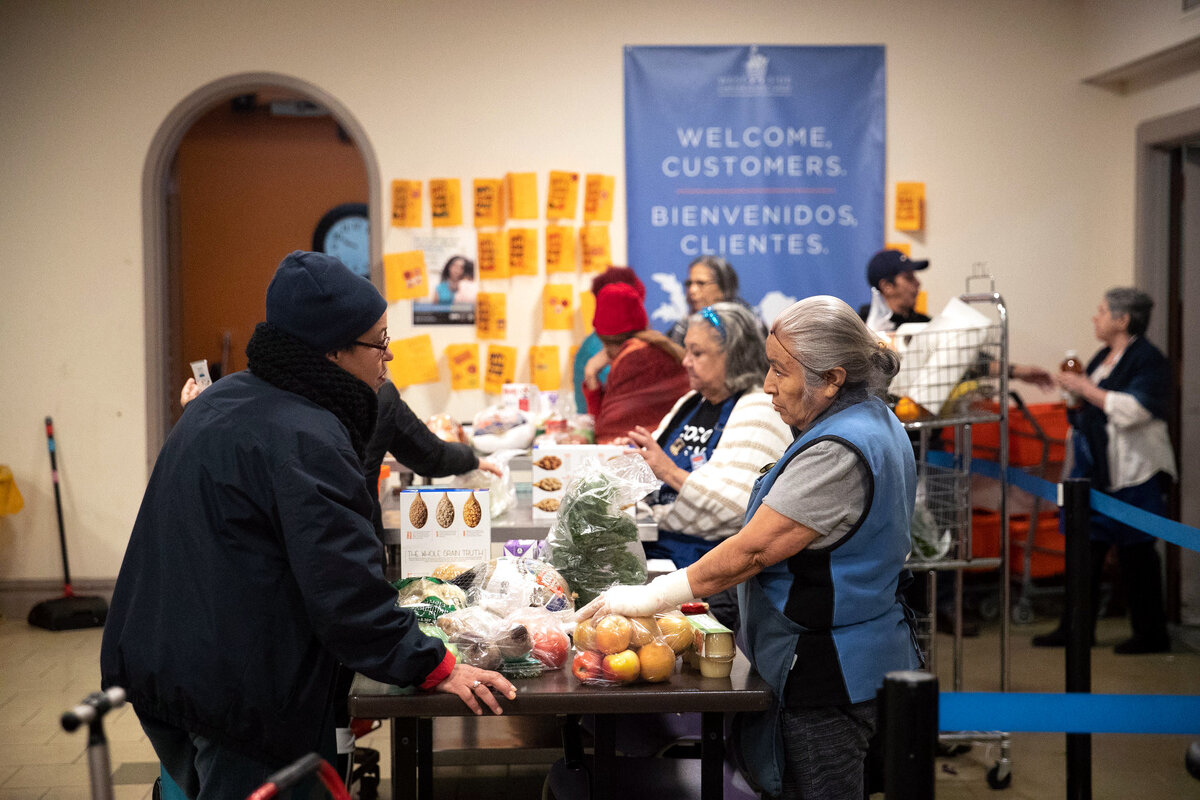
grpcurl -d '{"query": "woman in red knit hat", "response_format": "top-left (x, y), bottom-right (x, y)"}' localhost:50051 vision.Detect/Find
top-left (582, 283), bottom-right (689, 443)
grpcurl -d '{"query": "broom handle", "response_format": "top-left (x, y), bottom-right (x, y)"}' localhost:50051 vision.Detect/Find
top-left (45, 417), bottom-right (73, 595)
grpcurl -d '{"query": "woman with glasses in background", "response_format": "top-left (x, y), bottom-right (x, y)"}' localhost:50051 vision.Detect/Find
top-left (665, 255), bottom-right (764, 345)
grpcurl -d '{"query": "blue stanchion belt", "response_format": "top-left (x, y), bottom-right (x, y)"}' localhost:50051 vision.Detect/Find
top-left (940, 693), bottom-right (1200, 734)
top-left (923, 449), bottom-right (1200, 553)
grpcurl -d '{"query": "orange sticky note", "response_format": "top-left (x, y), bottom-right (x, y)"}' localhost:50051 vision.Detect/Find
top-left (546, 170), bottom-right (580, 220)
top-left (484, 345), bottom-right (517, 394)
top-left (543, 285), bottom-right (574, 330)
top-left (545, 225), bottom-right (576, 273)
top-left (383, 251), bottom-right (429, 301)
top-left (430, 178), bottom-right (463, 227)
top-left (894, 182), bottom-right (925, 232)
top-left (446, 344), bottom-right (480, 391)
top-left (508, 228), bottom-right (539, 276)
top-left (506, 172), bottom-right (538, 220)
top-left (388, 335), bottom-right (439, 387)
top-left (477, 232), bottom-right (510, 279)
top-left (584, 174), bottom-right (615, 223)
top-left (580, 225), bottom-right (611, 273)
top-left (474, 179), bottom-right (505, 228)
top-left (530, 345), bottom-right (562, 392)
top-left (475, 292), bottom-right (508, 340)
top-left (391, 180), bottom-right (422, 227)
top-left (580, 290), bottom-right (596, 334)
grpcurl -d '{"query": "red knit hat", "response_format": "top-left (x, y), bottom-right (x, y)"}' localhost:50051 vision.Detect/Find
top-left (591, 266), bottom-right (646, 300)
top-left (593, 283), bottom-right (648, 336)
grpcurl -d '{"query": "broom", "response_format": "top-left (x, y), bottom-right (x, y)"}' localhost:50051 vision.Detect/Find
top-left (27, 416), bottom-right (108, 630)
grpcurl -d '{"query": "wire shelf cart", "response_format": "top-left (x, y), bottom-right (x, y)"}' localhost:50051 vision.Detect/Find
top-left (890, 275), bottom-right (1013, 790)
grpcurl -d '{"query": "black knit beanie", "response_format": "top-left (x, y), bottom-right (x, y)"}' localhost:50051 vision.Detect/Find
top-left (266, 250), bottom-right (386, 352)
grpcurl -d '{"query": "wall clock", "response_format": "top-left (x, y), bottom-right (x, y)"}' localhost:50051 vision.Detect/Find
top-left (312, 202), bottom-right (370, 278)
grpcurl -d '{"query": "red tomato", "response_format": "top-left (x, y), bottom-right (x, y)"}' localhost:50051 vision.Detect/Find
top-left (530, 627), bottom-right (570, 669)
top-left (571, 650), bottom-right (603, 683)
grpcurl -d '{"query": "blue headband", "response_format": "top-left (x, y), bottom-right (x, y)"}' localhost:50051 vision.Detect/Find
top-left (700, 306), bottom-right (725, 343)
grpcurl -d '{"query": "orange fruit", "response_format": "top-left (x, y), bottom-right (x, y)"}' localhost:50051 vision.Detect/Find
top-left (637, 641), bottom-right (676, 683)
top-left (594, 614), bottom-right (633, 654)
top-left (628, 616), bottom-right (660, 648)
top-left (654, 612), bottom-right (692, 654)
top-left (893, 396), bottom-right (927, 423)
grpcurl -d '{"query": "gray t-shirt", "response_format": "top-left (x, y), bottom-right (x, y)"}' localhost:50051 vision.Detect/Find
top-left (761, 439), bottom-right (870, 550)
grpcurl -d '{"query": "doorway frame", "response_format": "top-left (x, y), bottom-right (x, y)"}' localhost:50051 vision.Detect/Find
top-left (141, 72), bottom-right (381, 466)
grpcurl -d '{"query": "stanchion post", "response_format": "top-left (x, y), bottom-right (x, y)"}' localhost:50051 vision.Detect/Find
top-left (1062, 477), bottom-right (1092, 800)
top-left (882, 670), bottom-right (938, 800)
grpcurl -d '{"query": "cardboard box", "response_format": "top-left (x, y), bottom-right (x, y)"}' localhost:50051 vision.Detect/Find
top-left (399, 488), bottom-right (490, 579)
top-left (530, 444), bottom-right (627, 519)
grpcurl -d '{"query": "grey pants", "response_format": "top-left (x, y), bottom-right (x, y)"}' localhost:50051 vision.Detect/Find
top-left (778, 699), bottom-right (877, 800)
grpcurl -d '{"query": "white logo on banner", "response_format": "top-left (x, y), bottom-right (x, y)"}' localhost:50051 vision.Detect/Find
top-left (649, 273), bottom-right (689, 324)
top-left (718, 46), bottom-right (792, 97)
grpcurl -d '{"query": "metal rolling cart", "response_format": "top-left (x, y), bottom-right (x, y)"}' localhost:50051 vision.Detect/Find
top-left (891, 274), bottom-right (1013, 790)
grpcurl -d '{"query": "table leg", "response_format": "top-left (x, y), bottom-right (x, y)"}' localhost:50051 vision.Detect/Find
top-left (701, 712), bottom-right (724, 800)
top-left (592, 714), bottom-right (615, 800)
top-left (418, 718), bottom-right (433, 800)
top-left (392, 717), bottom-right (418, 799)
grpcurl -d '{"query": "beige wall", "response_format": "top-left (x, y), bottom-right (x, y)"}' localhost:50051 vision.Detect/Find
top-left (2, 0), bottom-right (1199, 581)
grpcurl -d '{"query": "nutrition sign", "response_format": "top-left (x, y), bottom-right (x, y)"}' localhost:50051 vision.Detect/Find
top-left (625, 45), bottom-right (885, 324)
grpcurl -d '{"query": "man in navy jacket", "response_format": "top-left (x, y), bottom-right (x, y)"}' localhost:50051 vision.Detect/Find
top-left (102, 251), bottom-right (514, 798)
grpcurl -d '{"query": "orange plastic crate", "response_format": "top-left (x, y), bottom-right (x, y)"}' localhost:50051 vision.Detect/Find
top-left (969, 509), bottom-right (1064, 578)
top-left (970, 401), bottom-right (1068, 467)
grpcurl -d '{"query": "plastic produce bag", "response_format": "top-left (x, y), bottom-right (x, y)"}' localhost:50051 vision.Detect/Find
top-left (392, 577), bottom-right (468, 622)
top-left (510, 606), bottom-right (572, 670)
top-left (544, 453), bottom-right (658, 606)
top-left (909, 476), bottom-right (950, 562)
top-left (471, 404), bottom-right (536, 453)
top-left (570, 611), bottom-right (680, 685)
top-left (450, 556), bottom-right (574, 618)
top-left (435, 605), bottom-right (538, 674)
top-left (451, 448), bottom-right (521, 519)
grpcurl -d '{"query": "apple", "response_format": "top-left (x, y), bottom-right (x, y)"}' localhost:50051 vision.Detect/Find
top-left (572, 650), bottom-right (603, 683)
top-left (637, 641), bottom-right (675, 683)
top-left (654, 612), bottom-right (693, 654)
top-left (594, 614), bottom-right (632, 654)
top-left (573, 619), bottom-right (598, 652)
top-left (628, 616), bottom-right (660, 648)
top-left (530, 626), bottom-right (570, 670)
top-left (601, 649), bottom-right (640, 684)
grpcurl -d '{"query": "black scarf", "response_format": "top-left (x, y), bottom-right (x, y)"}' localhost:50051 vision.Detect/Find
top-left (245, 322), bottom-right (378, 460)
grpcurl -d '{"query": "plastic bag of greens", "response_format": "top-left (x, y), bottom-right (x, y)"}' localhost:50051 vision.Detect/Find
top-left (909, 476), bottom-right (950, 561)
top-left (544, 452), bottom-right (658, 606)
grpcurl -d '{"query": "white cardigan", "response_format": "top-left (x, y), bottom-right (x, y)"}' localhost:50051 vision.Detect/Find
top-left (648, 389), bottom-right (793, 541)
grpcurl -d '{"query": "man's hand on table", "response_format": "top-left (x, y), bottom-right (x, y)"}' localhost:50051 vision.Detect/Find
top-left (435, 663), bottom-right (517, 715)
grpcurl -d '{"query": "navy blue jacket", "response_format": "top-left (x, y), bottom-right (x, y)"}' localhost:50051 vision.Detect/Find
top-left (101, 372), bottom-right (452, 765)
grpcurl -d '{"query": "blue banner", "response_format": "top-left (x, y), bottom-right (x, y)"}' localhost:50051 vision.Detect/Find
top-left (624, 45), bottom-right (885, 329)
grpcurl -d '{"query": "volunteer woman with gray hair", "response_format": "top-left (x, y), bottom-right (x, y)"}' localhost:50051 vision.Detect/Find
top-left (580, 295), bottom-right (921, 800)
top-left (620, 302), bottom-right (791, 630)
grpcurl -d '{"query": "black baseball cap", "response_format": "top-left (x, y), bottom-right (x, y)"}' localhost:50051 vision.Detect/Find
top-left (867, 249), bottom-right (929, 288)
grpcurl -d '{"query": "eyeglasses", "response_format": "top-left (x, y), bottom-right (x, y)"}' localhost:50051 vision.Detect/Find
top-left (685, 279), bottom-right (716, 289)
top-left (355, 336), bottom-right (390, 352)
top-left (699, 306), bottom-right (726, 343)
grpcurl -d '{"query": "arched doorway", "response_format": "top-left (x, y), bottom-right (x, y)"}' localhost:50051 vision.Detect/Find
top-left (141, 73), bottom-right (381, 465)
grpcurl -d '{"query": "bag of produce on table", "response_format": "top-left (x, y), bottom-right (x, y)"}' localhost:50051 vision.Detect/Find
top-left (393, 577), bottom-right (469, 622)
top-left (544, 453), bottom-right (658, 606)
top-left (570, 610), bottom-right (692, 685)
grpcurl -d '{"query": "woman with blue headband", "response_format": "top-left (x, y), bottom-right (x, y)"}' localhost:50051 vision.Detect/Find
top-left (620, 301), bottom-right (791, 630)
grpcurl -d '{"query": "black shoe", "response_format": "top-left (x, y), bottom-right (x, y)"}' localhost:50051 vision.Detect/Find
top-left (1113, 635), bottom-right (1170, 655)
top-left (1031, 627), bottom-right (1095, 647)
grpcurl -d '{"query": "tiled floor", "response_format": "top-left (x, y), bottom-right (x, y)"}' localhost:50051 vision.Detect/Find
top-left (1, 614), bottom-right (1198, 799)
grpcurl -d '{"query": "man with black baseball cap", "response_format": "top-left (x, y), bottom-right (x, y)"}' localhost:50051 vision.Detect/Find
top-left (859, 248), bottom-right (931, 332)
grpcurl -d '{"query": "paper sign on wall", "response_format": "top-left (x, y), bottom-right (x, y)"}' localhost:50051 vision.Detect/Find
top-left (583, 174), bottom-right (615, 223)
top-left (543, 285), bottom-right (574, 330)
top-left (391, 180), bottom-right (423, 227)
top-left (894, 182), bottom-right (925, 232)
top-left (388, 335), bottom-right (440, 387)
top-left (530, 345), bottom-right (561, 392)
top-left (484, 345), bottom-right (517, 394)
top-left (474, 179), bottom-right (504, 228)
top-left (475, 292), bottom-right (508, 339)
top-left (580, 290), bottom-right (596, 334)
top-left (580, 225), bottom-right (611, 272)
top-left (383, 251), bottom-right (429, 301)
top-left (545, 225), bottom-right (576, 273)
top-left (885, 242), bottom-right (912, 257)
top-left (546, 171), bottom-right (579, 220)
top-left (506, 172), bottom-right (538, 220)
top-left (446, 343), bottom-right (480, 390)
top-left (477, 232), bottom-right (510, 279)
top-left (507, 228), bottom-right (539, 276)
top-left (430, 178), bottom-right (463, 227)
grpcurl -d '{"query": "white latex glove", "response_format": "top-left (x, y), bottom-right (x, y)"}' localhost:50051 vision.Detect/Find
top-left (574, 570), bottom-right (695, 621)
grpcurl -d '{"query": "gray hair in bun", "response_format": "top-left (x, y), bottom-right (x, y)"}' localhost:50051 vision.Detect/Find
top-left (770, 295), bottom-right (898, 396)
